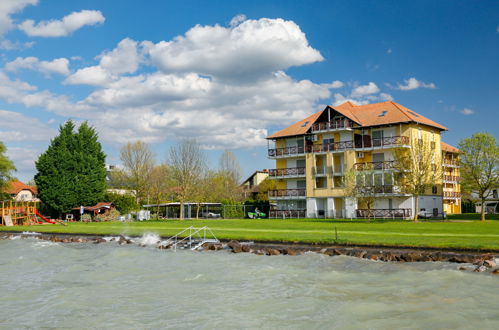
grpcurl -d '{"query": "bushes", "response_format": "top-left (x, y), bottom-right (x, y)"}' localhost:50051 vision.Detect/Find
top-left (104, 192), bottom-right (139, 214)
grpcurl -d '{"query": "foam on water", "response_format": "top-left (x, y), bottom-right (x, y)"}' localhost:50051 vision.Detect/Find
top-left (135, 232), bottom-right (161, 246)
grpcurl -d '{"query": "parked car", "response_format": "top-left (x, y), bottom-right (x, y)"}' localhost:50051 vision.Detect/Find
top-left (202, 212), bottom-right (221, 218)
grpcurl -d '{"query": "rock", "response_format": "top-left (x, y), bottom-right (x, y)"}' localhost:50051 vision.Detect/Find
top-left (241, 245), bottom-right (251, 253)
top-left (253, 249), bottom-right (265, 255)
top-left (231, 245), bottom-right (243, 253)
top-left (267, 248), bottom-right (281, 256)
top-left (319, 248), bottom-right (328, 254)
top-left (369, 255), bottom-right (379, 261)
top-left (118, 235), bottom-right (132, 245)
top-left (459, 266), bottom-right (469, 271)
top-left (474, 265), bottom-right (487, 272)
top-left (484, 260), bottom-right (497, 268)
top-left (282, 248), bottom-right (298, 256)
top-left (491, 269), bottom-right (499, 275)
top-left (356, 250), bottom-right (367, 259)
top-left (94, 237), bottom-right (106, 244)
top-left (227, 240), bottom-right (242, 250)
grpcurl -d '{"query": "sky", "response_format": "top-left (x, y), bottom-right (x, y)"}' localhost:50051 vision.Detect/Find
top-left (0, 0), bottom-right (497, 182)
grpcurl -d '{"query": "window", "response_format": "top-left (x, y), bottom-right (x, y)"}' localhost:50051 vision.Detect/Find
top-left (432, 185), bottom-right (437, 194)
top-left (301, 121), bottom-right (309, 127)
top-left (378, 111), bottom-right (388, 117)
top-left (493, 190), bottom-right (498, 199)
top-left (433, 208), bottom-right (439, 216)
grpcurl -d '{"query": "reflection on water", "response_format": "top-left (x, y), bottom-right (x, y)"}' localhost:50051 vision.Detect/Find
top-left (0, 238), bottom-right (498, 329)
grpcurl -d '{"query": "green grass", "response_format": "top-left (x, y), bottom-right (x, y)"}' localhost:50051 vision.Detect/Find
top-left (2, 218), bottom-right (499, 250)
top-left (447, 213), bottom-right (499, 221)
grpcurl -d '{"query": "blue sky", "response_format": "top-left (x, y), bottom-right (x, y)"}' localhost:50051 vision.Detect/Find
top-left (0, 0), bottom-right (497, 181)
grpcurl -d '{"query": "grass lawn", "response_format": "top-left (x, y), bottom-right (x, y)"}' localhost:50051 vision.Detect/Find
top-left (2, 218), bottom-right (499, 250)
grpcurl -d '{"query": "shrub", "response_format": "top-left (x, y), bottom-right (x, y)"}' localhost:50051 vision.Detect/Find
top-left (81, 214), bottom-right (92, 222)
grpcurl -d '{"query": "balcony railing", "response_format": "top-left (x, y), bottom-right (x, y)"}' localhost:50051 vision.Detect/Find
top-left (443, 191), bottom-right (461, 198)
top-left (268, 136), bottom-right (410, 157)
top-left (268, 146), bottom-right (305, 157)
top-left (268, 189), bottom-right (306, 198)
top-left (269, 210), bottom-right (306, 218)
top-left (356, 208), bottom-right (412, 218)
top-left (443, 160), bottom-right (460, 167)
top-left (269, 167), bottom-right (306, 177)
top-left (443, 175), bottom-right (460, 183)
top-left (311, 119), bottom-right (354, 132)
top-left (355, 185), bottom-right (400, 194)
top-left (354, 161), bottom-right (396, 171)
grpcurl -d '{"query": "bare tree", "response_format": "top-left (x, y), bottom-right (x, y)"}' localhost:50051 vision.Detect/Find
top-left (344, 170), bottom-right (377, 221)
top-left (118, 141), bottom-right (155, 203)
top-left (394, 136), bottom-right (442, 221)
top-left (459, 133), bottom-right (499, 221)
top-left (168, 139), bottom-right (207, 220)
top-left (217, 150), bottom-right (243, 201)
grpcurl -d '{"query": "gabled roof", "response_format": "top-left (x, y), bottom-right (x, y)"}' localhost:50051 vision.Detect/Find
top-left (4, 180), bottom-right (37, 195)
top-left (267, 101), bottom-right (447, 139)
top-left (441, 141), bottom-right (460, 153)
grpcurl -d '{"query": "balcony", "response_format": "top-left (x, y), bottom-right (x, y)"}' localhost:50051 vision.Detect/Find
top-left (269, 167), bottom-right (306, 178)
top-left (443, 191), bottom-right (461, 198)
top-left (356, 208), bottom-right (412, 219)
top-left (311, 119), bottom-right (354, 132)
top-left (268, 188), bottom-right (306, 198)
top-left (443, 160), bottom-right (460, 168)
top-left (268, 146), bottom-right (305, 157)
top-left (269, 209), bottom-right (306, 218)
top-left (355, 185), bottom-right (406, 195)
top-left (443, 175), bottom-right (460, 183)
top-left (355, 136), bottom-right (410, 149)
top-left (354, 161), bottom-right (396, 171)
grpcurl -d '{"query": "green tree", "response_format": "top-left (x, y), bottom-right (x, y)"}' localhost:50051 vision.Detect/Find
top-left (35, 121), bottom-right (107, 217)
top-left (458, 133), bottom-right (499, 221)
top-left (0, 141), bottom-right (16, 196)
top-left (104, 192), bottom-right (140, 214)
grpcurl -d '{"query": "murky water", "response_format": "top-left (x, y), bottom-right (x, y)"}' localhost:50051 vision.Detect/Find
top-left (1, 237), bottom-right (498, 329)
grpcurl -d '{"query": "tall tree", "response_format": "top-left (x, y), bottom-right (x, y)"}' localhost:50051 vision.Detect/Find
top-left (168, 139), bottom-right (207, 220)
top-left (0, 141), bottom-right (16, 199)
top-left (35, 121), bottom-right (107, 216)
top-left (118, 141), bottom-right (155, 203)
top-left (344, 170), bottom-right (377, 221)
top-left (458, 133), bottom-right (499, 221)
top-left (217, 150), bottom-right (243, 201)
top-left (147, 164), bottom-right (172, 218)
top-left (393, 136), bottom-right (442, 221)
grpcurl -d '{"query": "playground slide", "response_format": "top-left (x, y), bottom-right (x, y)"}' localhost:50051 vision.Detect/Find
top-left (35, 210), bottom-right (57, 224)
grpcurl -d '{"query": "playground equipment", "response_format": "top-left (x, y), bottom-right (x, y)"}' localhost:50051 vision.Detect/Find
top-left (0, 201), bottom-right (63, 226)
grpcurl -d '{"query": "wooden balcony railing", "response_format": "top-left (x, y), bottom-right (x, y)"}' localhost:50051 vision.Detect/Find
top-left (443, 175), bottom-right (460, 182)
top-left (443, 191), bottom-right (461, 198)
top-left (268, 189), bottom-right (306, 197)
top-left (269, 210), bottom-right (306, 218)
top-left (311, 119), bottom-right (354, 132)
top-left (354, 161), bottom-right (396, 171)
top-left (356, 208), bottom-right (412, 218)
top-left (269, 167), bottom-right (306, 177)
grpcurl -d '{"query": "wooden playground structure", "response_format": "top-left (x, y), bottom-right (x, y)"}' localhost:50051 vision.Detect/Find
top-left (0, 201), bottom-right (62, 226)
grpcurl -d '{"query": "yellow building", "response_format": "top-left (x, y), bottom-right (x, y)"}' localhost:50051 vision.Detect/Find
top-left (441, 142), bottom-right (462, 214)
top-left (266, 101), bottom-right (461, 218)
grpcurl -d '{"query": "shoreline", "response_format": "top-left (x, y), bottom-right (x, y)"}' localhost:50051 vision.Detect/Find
top-left (2, 231), bottom-right (499, 274)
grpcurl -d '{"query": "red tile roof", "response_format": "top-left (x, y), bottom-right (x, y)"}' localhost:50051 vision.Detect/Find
top-left (267, 101), bottom-right (447, 139)
top-left (441, 141), bottom-right (460, 153)
top-left (4, 180), bottom-right (37, 195)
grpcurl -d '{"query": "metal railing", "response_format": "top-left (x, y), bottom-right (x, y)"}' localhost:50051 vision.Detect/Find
top-left (162, 226), bottom-right (219, 251)
top-left (356, 208), bottom-right (412, 218)
top-left (311, 119), bottom-right (354, 132)
top-left (443, 160), bottom-right (460, 167)
top-left (354, 161), bottom-right (396, 171)
top-left (268, 189), bottom-right (306, 197)
top-left (268, 146), bottom-right (305, 157)
top-left (443, 175), bottom-right (460, 182)
top-left (269, 167), bottom-right (306, 177)
top-left (355, 185), bottom-right (400, 194)
top-left (269, 210), bottom-right (306, 218)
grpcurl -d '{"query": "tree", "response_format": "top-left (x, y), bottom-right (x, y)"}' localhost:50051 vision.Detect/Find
top-left (216, 150), bottom-right (243, 201)
top-left (168, 139), bottom-right (207, 220)
top-left (458, 133), bottom-right (499, 221)
top-left (254, 178), bottom-right (277, 202)
top-left (35, 121), bottom-right (107, 216)
top-left (344, 170), bottom-right (377, 221)
top-left (147, 164), bottom-right (172, 218)
top-left (393, 136), bottom-right (442, 221)
top-left (104, 192), bottom-right (140, 214)
top-left (0, 141), bottom-right (16, 196)
top-left (118, 141), bottom-right (155, 203)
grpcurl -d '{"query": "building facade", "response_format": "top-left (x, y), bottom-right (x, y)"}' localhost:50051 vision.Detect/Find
top-left (441, 142), bottom-right (462, 214)
top-left (266, 101), bottom-right (461, 219)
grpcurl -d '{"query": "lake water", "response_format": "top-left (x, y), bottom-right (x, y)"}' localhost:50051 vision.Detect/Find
top-left (1, 237), bottom-right (498, 329)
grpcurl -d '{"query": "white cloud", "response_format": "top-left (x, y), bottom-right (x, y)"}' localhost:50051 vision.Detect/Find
top-left (0, 109), bottom-right (56, 142)
top-left (351, 82), bottom-right (380, 97)
top-left (5, 56), bottom-right (70, 76)
top-left (461, 108), bottom-right (474, 115)
top-left (230, 14), bottom-right (246, 27)
top-left (148, 17), bottom-right (324, 81)
top-left (394, 77), bottom-right (436, 91)
top-left (0, 0), bottom-right (38, 36)
top-left (324, 80), bottom-right (344, 89)
top-left (19, 9), bottom-right (105, 37)
top-left (0, 39), bottom-right (34, 50)
top-left (64, 65), bottom-right (113, 86)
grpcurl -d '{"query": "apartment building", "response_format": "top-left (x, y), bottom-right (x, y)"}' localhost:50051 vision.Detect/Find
top-left (441, 142), bottom-right (461, 214)
top-left (266, 101), bottom-right (461, 219)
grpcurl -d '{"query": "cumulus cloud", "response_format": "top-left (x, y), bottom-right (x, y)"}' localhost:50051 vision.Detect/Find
top-left (351, 82), bottom-right (380, 97)
top-left (0, 39), bottom-right (34, 50)
top-left (148, 18), bottom-right (324, 81)
top-left (393, 77), bottom-right (436, 91)
top-left (19, 9), bottom-right (105, 37)
top-left (0, 109), bottom-right (56, 142)
top-left (0, 0), bottom-right (38, 36)
top-left (5, 56), bottom-right (70, 76)
top-left (229, 14), bottom-right (246, 27)
top-left (461, 108), bottom-right (474, 115)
